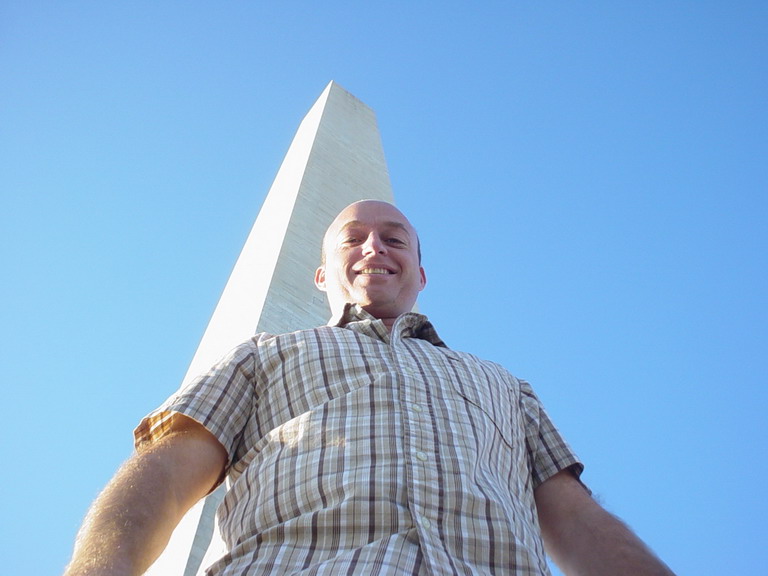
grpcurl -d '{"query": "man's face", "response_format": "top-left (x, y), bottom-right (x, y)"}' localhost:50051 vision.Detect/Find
top-left (315, 200), bottom-right (426, 320)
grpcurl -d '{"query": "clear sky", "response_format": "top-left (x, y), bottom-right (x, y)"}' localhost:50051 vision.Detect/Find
top-left (2, 3), bottom-right (766, 575)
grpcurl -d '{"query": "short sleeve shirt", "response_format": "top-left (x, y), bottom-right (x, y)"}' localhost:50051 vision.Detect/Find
top-left (135, 305), bottom-right (583, 575)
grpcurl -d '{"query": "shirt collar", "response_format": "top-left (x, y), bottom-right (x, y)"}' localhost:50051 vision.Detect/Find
top-left (328, 303), bottom-right (447, 348)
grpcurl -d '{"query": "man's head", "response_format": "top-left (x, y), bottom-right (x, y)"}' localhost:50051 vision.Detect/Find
top-left (315, 200), bottom-right (426, 323)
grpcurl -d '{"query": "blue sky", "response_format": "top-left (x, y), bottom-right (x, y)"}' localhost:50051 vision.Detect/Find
top-left (2, 3), bottom-right (766, 575)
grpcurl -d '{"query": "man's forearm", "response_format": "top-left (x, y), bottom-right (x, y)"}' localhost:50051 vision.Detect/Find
top-left (63, 448), bottom-right (187, 576)
top-left (543, 499), bottom-right (676, 576)
top-left (63, 423), bottom-right (226, 576)
top-left (536, 471), bottom-right (675, 576)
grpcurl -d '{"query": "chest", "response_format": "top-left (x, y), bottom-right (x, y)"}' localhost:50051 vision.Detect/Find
top-left (245, 329), bottom-right (523, 458)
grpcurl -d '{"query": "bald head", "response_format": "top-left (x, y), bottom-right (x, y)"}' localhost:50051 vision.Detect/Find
top-left (320, 200), bottom-right (421, 265)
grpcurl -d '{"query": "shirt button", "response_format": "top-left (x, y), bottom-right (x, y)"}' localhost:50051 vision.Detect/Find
top-left (420, 517), bottom-right (432, 529)
top-left (414, 451), bottom-right (428, 462)
top-left (410, 404), bottom-right (424, 413)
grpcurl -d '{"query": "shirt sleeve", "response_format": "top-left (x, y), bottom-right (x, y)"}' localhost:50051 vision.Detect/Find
top-left (133, 339), bottom-right (259, 472)
top-left (518, 378), bottom-right (584, 489)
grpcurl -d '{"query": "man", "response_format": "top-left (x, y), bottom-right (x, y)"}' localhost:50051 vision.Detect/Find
top-left (64, 200), bottom-right (675, 575)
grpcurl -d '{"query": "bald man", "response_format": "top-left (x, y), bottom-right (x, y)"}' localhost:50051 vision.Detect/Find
top-left (64, 201), bottom-right (674, 576)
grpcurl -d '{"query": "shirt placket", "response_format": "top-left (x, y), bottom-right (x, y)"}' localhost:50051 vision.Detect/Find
top-left (391, 326), bottom-right (454, 574)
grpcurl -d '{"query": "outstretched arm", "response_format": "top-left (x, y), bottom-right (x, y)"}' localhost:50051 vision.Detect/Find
top-left (63, 415), bottom-right (227, 576)
top-left (535, 470), bottom-right (676, 576)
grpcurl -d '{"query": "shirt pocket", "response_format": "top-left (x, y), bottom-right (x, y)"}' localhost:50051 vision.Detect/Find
top-left (441, 351), bottom-right (517, 450)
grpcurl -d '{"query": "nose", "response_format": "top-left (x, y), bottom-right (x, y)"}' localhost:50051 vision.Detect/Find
top-left (362, 232), bottom-right (387, 255)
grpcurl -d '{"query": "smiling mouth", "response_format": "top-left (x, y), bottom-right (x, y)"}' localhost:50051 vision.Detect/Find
top-left (356, 268), bottom-right (394, 275)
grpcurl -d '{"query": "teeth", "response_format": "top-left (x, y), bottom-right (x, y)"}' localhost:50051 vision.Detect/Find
top-left (358, 268), bottom-right (391, 275)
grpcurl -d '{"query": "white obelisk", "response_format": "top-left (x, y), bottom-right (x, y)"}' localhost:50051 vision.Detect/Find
top-left (143, 81), bottom-right (395, 576)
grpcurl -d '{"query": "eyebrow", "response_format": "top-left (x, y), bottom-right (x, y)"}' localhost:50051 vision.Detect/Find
top-left (337, 220), bottom-right (412, 237)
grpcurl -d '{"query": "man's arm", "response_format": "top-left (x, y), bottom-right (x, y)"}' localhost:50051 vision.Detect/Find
top-left (63, 415), bottom-right (227, 576)
top-left (535, 470), bottom-right (676, 576)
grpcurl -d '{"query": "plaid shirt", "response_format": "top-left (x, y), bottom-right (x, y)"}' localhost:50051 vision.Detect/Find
top-left (136, 305), bottom-right (582, 575)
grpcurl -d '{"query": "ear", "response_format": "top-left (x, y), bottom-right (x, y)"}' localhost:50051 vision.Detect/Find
top-left (418, 266), bottom-right (427, 291)
top-left (314, 266), bottom-right (327, 291)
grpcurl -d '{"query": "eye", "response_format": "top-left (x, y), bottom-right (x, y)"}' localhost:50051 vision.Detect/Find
top-left (386, 237), bottom-right (406, 246)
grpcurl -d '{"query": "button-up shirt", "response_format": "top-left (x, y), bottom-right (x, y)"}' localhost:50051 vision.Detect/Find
top-left (136, 305), bottom-right (583, 575)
